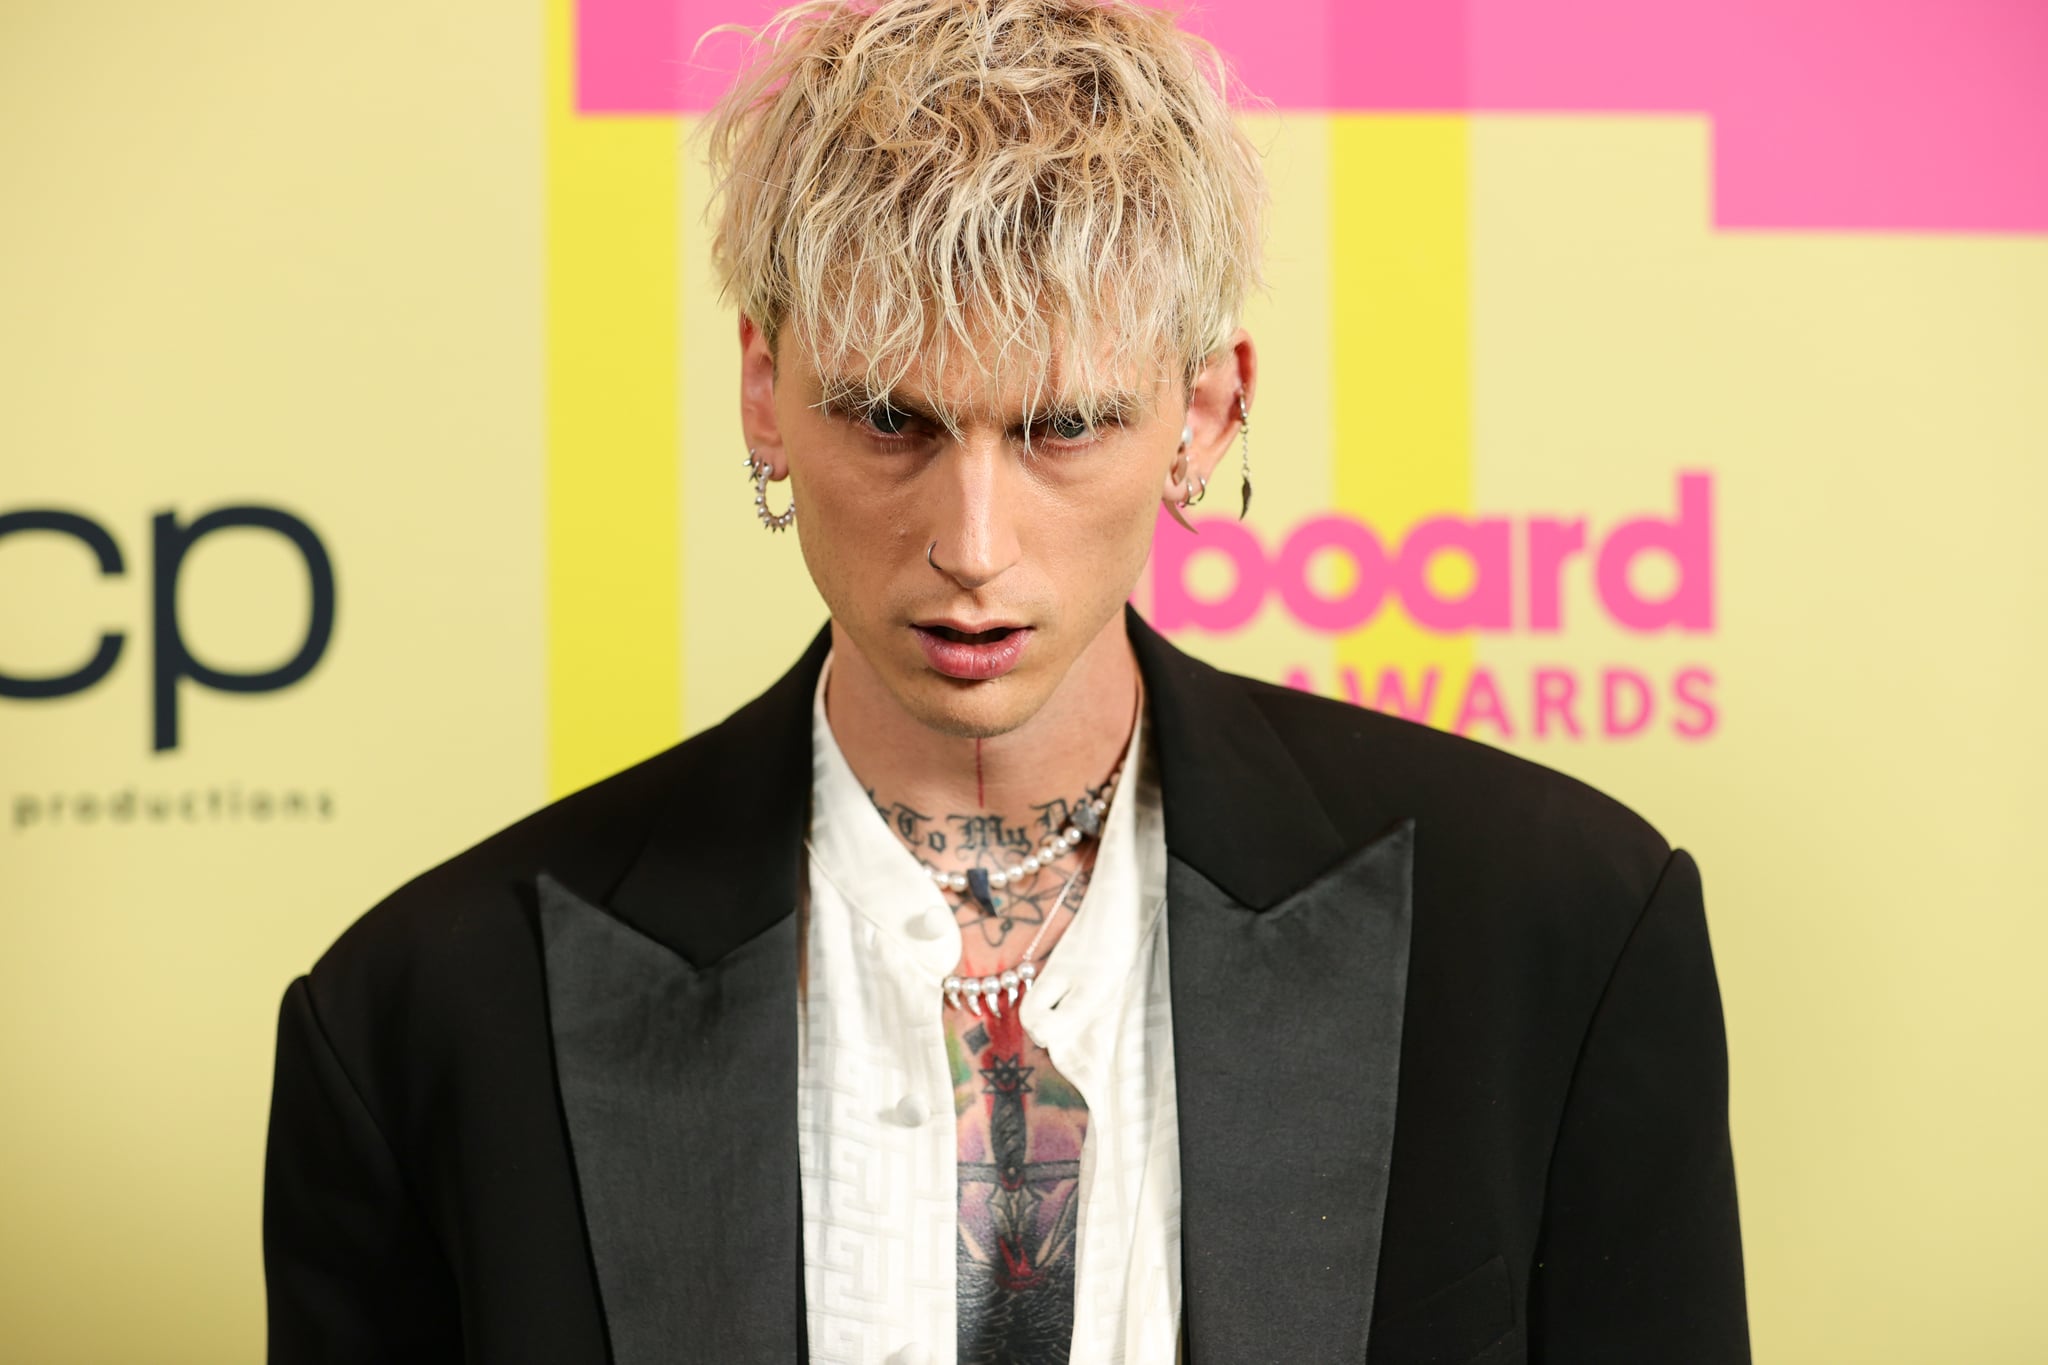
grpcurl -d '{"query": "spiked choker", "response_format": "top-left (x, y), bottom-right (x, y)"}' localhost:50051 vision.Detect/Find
top-left (941, 857), bottom-right (1089, 1017)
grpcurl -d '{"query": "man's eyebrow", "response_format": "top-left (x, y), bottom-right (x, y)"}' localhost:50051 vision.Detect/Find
top-left (813, 376), bottom-right (941, 423)
top-left (812, 376), bottom-right (1148, 430)
top-left (1053, 388), bottom-right (1146, 423)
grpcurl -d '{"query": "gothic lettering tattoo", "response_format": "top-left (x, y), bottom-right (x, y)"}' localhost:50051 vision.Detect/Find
top-left (950, 813), bottom-right (1033, 855)
top-left (868, 790), bottom-right (947, 852)
top-left (867, 783), bottom-right (1106, 952)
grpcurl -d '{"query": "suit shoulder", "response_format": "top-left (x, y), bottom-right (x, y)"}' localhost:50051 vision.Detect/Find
top-left (1235, 672), bottom-right (1675, 910)
top-left (302, 723), bottom-right (717, 1020)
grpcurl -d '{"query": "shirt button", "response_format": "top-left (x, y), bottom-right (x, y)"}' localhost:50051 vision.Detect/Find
top-left (892, 1093), bottom-right (930, 1127)
top-left (889, 1346), bottom-right (929, 1365)
top-left (907, 905), bottom-right (953, 940)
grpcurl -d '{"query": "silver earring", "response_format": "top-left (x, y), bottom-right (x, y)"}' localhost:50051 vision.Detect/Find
top-left (746, 447), bottom-right (795, 532)
top-left (1235, 390), bottom-right (1252, 520)
top-left (1165, 451), bottom-right (1200, 534)
top-left (1173, 424), bottom-right (1208, 508)
top-left (1174, 421), bottom-right (1208, 505)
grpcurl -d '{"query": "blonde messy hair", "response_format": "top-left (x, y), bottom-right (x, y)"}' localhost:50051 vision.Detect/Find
top-left (695, 0), bottom-right (1269, 435)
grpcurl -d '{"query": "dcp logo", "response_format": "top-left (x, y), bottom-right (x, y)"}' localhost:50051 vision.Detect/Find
top-left (0, 505), bottom-right (337, 750)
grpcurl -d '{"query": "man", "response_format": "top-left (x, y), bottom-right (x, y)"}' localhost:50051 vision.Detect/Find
top-left (263, 1), bottom-right (1749, 1361)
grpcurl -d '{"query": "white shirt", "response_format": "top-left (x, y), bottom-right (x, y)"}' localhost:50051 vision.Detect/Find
top-left (798, 654), bottom-right (1182, 1364)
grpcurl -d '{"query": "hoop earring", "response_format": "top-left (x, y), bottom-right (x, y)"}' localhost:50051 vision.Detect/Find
top-left (1164, 451), bottom-right (1200, 535)
top-left (746, 447), bottom-right (795, 532)
top-left (1235, 389), bottom-right (1253, 520)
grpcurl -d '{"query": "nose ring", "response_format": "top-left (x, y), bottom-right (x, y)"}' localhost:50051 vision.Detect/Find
top-left (926, 540), bottom-right (940, 571)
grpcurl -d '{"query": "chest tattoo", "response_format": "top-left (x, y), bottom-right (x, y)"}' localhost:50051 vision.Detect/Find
top-left (949, 1006), bottom-right (1088, 1364)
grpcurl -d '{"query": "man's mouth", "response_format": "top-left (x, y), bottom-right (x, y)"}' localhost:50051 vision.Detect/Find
top-left (922, 623), bottom-right (1020, 645)
top-left (910, 621), bottom-right (1035, 680)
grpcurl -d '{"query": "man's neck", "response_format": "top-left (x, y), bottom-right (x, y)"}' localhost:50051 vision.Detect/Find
top-left (823, 613), bottom-right (1141, 863)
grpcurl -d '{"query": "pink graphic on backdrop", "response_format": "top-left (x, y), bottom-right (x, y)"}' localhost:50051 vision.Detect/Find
top-left (1147, 471), bottom-right (1714, 636)
top-left (1468, 0), bottom-right (2048, 233)
top-left (576, 0), bottom-right (2047, 233)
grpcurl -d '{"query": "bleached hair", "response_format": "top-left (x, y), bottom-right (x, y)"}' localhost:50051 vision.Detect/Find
top-left (695, 0), bottom-right (1269, 436)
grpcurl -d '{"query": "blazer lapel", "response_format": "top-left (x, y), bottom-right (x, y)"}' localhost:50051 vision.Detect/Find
top-left (1130, 609), bottom-right (1416, 1365)
top-left (539, 872), bottom-right (803, 1365)
top-left (536, 625), bottom-right (831, 1365)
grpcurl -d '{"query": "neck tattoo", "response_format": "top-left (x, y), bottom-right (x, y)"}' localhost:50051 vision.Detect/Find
top-left (868, 680), bottom-right (1140, 1015)
top-left (915, 762), bottom-right (1121, 909)
top-left (919, 748), bottom-right (1124, 1016)
top-left (943, 852), bottom-right (1093, 1017)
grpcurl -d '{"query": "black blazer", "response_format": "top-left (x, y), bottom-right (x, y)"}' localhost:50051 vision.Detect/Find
top-left (263, 608), bottom-right (1749, 1364)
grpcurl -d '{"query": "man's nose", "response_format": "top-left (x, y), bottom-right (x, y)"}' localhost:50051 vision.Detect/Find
top-left (928, 436), bottom-right (1022, 591)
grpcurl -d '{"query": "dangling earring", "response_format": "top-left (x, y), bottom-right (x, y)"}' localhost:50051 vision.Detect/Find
top-left (746, 447), bottom-right (795, 532)
top-left (1235, 389), bottom-right (1253, 520)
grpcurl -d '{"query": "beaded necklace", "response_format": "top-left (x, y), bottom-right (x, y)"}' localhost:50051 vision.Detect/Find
top-left (924, 758), bottom-right (1124, 1017)
top-left (914, 759), bottom-right (1122, 907)
top-left (892, 682), bottom-right (1139, 1017)
top-left (942, 853), bottom-right (1092, 1017)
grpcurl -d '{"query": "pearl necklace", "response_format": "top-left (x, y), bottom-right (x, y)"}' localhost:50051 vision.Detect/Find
top-left (943, 857), bottom-right (1087, 1018)
top-left (925, 762), bottom-right (1124, 1018)
top-left (918, 762), bottom-right (1122, 906)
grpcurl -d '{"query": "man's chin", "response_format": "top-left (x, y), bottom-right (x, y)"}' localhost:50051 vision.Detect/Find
top-left (888, 668), bottom-right (1051, 740)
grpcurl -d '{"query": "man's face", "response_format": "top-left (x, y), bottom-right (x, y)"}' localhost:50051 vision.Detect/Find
top-left (749, 324), bottom-right (1185, 738)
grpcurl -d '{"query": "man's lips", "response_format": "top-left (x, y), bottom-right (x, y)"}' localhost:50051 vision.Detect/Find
top-left (911, 622), bottom-right (1034, 680)
top-left (920, 620), bottom-right (1024, 644)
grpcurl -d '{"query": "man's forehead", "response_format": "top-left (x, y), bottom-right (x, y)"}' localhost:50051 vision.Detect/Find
top-left (778, 306), bottom-right (1184, 428)
top-left (808, 335), bottom-right (1181, 419)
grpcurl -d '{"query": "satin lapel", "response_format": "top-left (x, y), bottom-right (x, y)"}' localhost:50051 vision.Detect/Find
top-left (1168, 820), bottom-right (1415, 1365)
top-left (537, 871), bottom-right (802, 1365)
top-left (1128, 607), bottom-right (1415, 1364)
top-left (534, 625), bottom-right (830, 1364)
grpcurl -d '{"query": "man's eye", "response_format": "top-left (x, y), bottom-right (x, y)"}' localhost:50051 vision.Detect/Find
top-left (865, 405), bottom-right (913, 436)
top-left (1047, 413), bottom-right (1091, 442)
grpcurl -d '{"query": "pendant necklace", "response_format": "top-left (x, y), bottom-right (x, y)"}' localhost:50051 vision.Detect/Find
top-left (914, 759), bottom-right (1121, 909)
top-left (914, 680), bottom-right (1137, 1017)
top-left (941, 853), bottom-right (1091, 1018)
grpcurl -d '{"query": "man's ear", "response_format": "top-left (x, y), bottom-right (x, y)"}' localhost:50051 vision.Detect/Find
top-left (738, 314), bottom-right (787, 475)
top-left (1185, 327), bottom-right (1256, 487)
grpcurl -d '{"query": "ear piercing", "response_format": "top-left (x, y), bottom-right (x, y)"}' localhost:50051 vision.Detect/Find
top-left (746, 447), bottom-right (796, 531)
top-left (1235, 388), bottom-right (1253, 520)
top-left (1167, 391), bottom-right (1253, 526)
top-left (1166, 426), bottom-right (1204, 533)
top-left (1176, 424), bottom-right (1208, 504)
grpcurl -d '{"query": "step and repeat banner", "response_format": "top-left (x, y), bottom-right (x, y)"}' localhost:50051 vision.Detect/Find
top-left (2, 2), bottom-right (2043, 1360)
